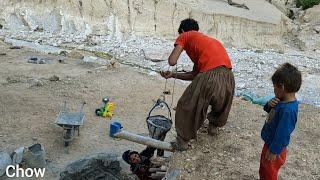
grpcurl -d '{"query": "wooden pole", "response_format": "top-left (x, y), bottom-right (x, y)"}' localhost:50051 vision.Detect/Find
top-left (114, 130), bottom-right (174, 152)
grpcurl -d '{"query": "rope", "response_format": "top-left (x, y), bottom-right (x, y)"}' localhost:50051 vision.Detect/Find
top-left (161, 65), bottom-right (178, 138)
top-left (163, 65), bottom-right (177, 109)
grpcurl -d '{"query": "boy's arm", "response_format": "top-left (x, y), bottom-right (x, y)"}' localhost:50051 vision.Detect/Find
top-left (263, 103), bottom-right (271, 113)
top-left (268, 110), bottom-right (296, 154)
top-left (140, 146), bottom-right (156, 159)
top-left (264, 98), bottom-right (280, 113)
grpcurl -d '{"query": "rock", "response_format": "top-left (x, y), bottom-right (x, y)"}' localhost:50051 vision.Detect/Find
top-left (110, 60), bottom-right (120, 68)
top-left (29, 79), bottom-right (44, 87)
top-left (9, 46), bottom-right (22, 49)
top-left (28, 57), bottom-right (38, 64)
top-left (0, 53), bottom-right (6, 56)
top-left (67, 50), bottom-right (84, 59)
top-left (82, 55), bottom-right (110, 66)
top-left (49, 75), bottom-right (60, 81)
top-left (23, 143), bottom-right (46, 168)
top-left (38, 59), bottom-right (46, 64)
top-left (6, 76), bottom-right (24, 83)
top-left (0, 152), bottom-right (12, 176)
top-left (237, 82), bottom-right (246, 89)
top-left (34, 27), bottom-right (44, 32)
top-left (59, 50), bottom-right (68, 57)
top-left (12, 147), bottom-right (25, 165)
top-left (164, 169), bottom-right (181, 180)
top-left (313, 26), bottom-right (320, 34)
top-left (60, 153), bottom-right (121, 180)
top-left (28, 57), bottom-right (51, 64)
top-left (58, 58), bottom-right (66, 63)
top-left (141, 49), bottom-right (170, 62)
top-left (254, 49), bottom-right (264, 53)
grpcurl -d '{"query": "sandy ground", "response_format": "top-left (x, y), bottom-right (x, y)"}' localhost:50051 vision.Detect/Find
top-left (0, 41), bottom-right (319, 180)
top-left (0, 42), bottom-right (183, 179)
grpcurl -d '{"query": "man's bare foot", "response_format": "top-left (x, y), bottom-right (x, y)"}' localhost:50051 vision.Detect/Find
top-left (208, 125), bottom-right (219, 136)
top-left (171, 136), bottom-right (189, 151)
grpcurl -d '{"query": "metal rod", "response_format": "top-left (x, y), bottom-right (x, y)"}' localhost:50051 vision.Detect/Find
top-left (114, 130), bottom-right (173, 152)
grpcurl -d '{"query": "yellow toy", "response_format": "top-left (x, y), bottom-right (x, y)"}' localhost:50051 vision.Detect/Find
top-left (95, 97), bottom-right (115, 118)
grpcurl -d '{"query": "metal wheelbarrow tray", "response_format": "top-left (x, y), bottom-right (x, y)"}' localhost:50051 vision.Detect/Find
top-left (55, 102), bottom-right (86, 146)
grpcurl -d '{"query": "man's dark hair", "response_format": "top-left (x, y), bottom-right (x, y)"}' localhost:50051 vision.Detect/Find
top-left (272, 63), bottom-right (302, 93)
top-left (178, 18), bottom-right (199, 34)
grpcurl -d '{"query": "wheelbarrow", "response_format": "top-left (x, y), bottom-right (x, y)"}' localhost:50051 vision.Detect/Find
top-left (55, 101), bottom-right (86, 146)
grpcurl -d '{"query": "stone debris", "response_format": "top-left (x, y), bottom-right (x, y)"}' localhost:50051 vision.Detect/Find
top-left (49, 75), bottom-right (60, 82)
top-left (12, 147), bottom-right (25, 165)
top-left (9, 46), bottom-right (22, 49)
top-left (23, 143), bottom-right (46, 168)
top-left (82, 55), bottom-right (111, 66)
top-left (0, 152), bottom-right (12, 176)
top-left (27, 57), bottom-right (52, 64)
top-left (29, 78), bottom-right (44, 87)
top-left (60, 153), bottom-right (122, 180)
top-left (6, 76), bottom-right (26, 84)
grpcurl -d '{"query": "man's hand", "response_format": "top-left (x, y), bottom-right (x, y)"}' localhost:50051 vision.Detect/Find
top-left (268, 98), bottom-right (280, 108)
top-left (265, 149), bottom-right (277, 161)
top-left (160, 71), bottom-right (172, 79)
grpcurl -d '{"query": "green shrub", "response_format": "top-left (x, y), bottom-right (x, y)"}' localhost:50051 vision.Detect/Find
top-left (296, 0), bottom-right (320, 10)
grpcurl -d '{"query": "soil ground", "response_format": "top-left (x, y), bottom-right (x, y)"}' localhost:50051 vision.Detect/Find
top-left (0, 42), bottom-right (319, 180)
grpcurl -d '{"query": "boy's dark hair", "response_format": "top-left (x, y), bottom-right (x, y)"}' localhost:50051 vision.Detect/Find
top-left (122, 150), bottom-right (139, 164)
top-left (178, 18), bottom-right (199, 34)
top-left (272, 63), bottom-right (302, 93)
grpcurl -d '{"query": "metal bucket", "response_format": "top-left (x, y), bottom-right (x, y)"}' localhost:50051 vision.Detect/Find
top-left (146, 99), bottom-right (172, 140)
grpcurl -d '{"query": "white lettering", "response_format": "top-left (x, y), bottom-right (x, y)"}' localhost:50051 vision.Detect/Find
top-left (25, 168), bottom-right (33, 177)
top-left (5, 165), bottom-right (45, 178)
top-left (16, 165), bottom-right (24, 177)
top-left (34, 167), bottom-right (46, 177)
top-left (6, 165), bottom-right (15, 177)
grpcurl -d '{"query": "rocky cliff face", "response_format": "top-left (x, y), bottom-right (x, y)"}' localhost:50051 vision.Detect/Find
top-left (0, 0), bottom-right (289, 49)
top-left (269, 0), bottom-right (296, 15)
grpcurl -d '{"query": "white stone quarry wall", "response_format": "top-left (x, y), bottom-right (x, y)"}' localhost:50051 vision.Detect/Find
top-left (0, 0), bottom-right (288, 49)
top-left (299, 4), bottom-right (320, 51)
top-left (270, 0), bottom-right (296, 15)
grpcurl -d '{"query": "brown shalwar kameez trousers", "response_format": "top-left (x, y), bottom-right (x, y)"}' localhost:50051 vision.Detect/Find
top-left (175, 66), bottom-right (235, 141)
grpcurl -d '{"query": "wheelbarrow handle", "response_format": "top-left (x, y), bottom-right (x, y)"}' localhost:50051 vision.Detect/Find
top-left (147, 99), bottom-right (172, 119)
top-left (79, 101), bottom-right (86, 113)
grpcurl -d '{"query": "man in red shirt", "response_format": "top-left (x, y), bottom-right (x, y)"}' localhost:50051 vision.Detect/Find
top-left (160, 18), bottom-right (235, 151)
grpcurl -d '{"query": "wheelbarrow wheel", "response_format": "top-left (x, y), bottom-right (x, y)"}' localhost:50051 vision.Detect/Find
top-left (95, 109), bottom-right (101, 116)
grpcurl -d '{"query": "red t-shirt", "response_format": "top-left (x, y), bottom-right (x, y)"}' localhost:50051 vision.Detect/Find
top-left (175, 31), bottom-right (232, 72)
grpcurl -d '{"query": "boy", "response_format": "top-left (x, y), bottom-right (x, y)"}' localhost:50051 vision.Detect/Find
top-left (122, 147), bottom-right (158, 180)
top-left (160, 18), bottom-right (235, 151)
top-left (260, 63), bottom-right (302, 180)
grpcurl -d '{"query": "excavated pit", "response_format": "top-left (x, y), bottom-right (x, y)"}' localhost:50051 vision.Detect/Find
top-left (59, 153), bottom-right (125, 180)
